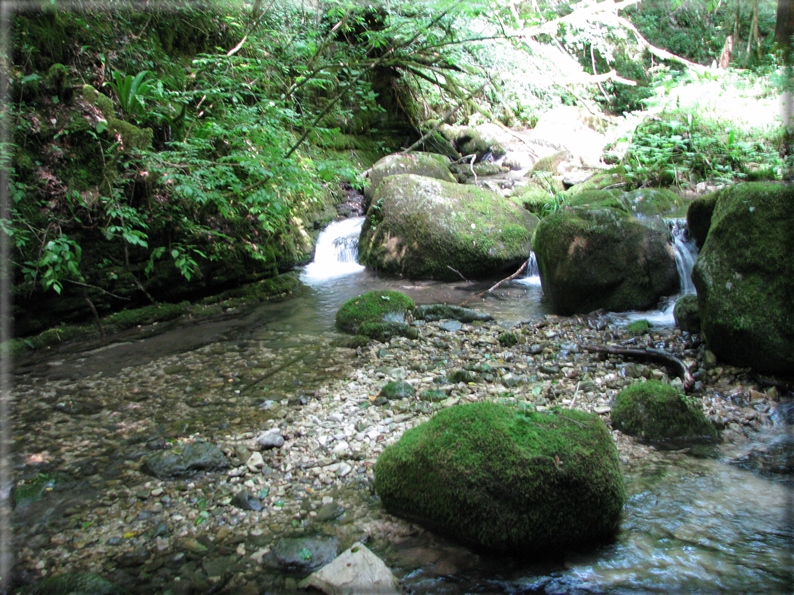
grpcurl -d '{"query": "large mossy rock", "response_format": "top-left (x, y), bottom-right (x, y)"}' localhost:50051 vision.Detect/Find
top-left (366, 152), bottom-right (456, 200)
top-left (686, 192), bottom-right (718, 248)
top-left (611, 380), bottom-right (717, 445)
top-left (532, 206), bottom-right (679, 315)
top-left (374, 402), bottom-right (625, 552)
top-left (359, 174), bottom-right (537, 280)
top-left (335, 290), bottom-right (415, 337)
top-left (692, 182), bottom-right (794, 374)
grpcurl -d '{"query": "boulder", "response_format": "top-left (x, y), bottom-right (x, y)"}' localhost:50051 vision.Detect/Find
top-left (366, 153), bottom-right (455, 201)
top-left (374, 402), bottom-right (625, 552)
top-left (686, 191), bottom-right (718, 248)
top-left (674, 294), bottom-right (701, 333)
top-left (359, 174), bottom-right (537, 280)
top-left (140, 441), bottom-right (229, 479)
top-left (299, 542), bottom-right (403, 595)
top-left (532, 206), bottom-right (679, 315)
top-left (692, 182), bottom-right (794, 373)
top-left (335, 290), bottom-right (415, 336)
top-left (611, 380), bottom-right (718, 446)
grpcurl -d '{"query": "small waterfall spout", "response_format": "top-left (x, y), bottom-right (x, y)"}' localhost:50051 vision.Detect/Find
top-left (301, 217), bottom-right (365, 283)
top-left (515, 251), bottom-right (542, 287)
top-left (669, 219), bottom-right (697, 295)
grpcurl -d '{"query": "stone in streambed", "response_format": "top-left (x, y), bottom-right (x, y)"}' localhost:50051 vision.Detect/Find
top-left (379, 381), bottom-right (415, 400)
top-left (299, 542), bottom-right (402, 595)
top-left (673, 294), bottom-right (700, 333)
top-left (374, 402), bottom-right (625, 552)
top-left (231, 490), bottom-right (263, 511)
top-left (140, 441), bottom-right (229, 479)
top-left (611, 380), bottom-right (718, 446)
top-left (265, 535), bottom-right (339, 573)
top-left (256, 428), bottom-right (285, 449)
top-left (414, 304), bottom-right (493, 323)
top-left (26, 571), bottom-right (122, 594)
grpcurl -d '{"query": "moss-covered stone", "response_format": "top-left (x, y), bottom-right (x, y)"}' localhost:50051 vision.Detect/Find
top-left (499, 331), bottom-right (519, 346)
top-left (447, 369), bottom-right (478, 383)
top-left (626, 319), bottom-right (651, 335)
top-left (366, 153), bottom-right (456, 200)
top-left (358, 321), bottom-right (419, 341)
top-left (674, 294), bottom-right (701, 333)
top-left (374, 402), bottom-right (625, 552)
top-left (531, 151), bottom-right (570, 175)
top-left (566, 170), bottom-right (628, 194)
top-left (379, 381), bottom-right (415, 400)
top-left (692, 182), bottom-right (794, 373)
top-left (532, 208), bottom-right (679, 315)
top-left (419, 389), bottom-right (447, 402)
top-left (510, 184), bottom-right (557, 215)
top-left (107, 302), bottom-right (188, 329)
top-left (331, 335), bottom-right (371, 349)
top-left (359, 174), bottom-right (537, 280)
top-left (611, 380), bottom-right (718, 445)
top-left (27, 571), bottom-right (122, 595)
top-left (82, 84), bottom-right (153, 151)
top-left (335, 290), bottom-right (415, 334)
top-left (687, 192), bottom-right (718, 248)
top-left (450, 161), bottom-right (508, 181)
top-left (620, 188), bottom-right (684, 217)
top-left (413, 304), bottom-right (493, 323)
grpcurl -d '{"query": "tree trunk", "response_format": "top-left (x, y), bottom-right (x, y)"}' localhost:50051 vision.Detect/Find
top-left (776, 0), bottom-right (794, 54)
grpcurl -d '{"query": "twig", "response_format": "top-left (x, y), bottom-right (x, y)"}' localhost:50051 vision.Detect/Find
top-left (82, 288), bottom-right (105, 337)
top-left (459, 261), bottom-right (527, 307)
top-left (447, 266), bottom-right (470, 282)
top-left (570, 381), bottom-right (580, 409)
top-left (581, 343), bottom-right (695, 391)
top-left (65, 279), bottom-right (130, 301)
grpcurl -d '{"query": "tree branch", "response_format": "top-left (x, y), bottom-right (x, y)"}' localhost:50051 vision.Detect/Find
top-left (459, 261), bottom-right (527, 307)
top-left (581, 343), bottom-right (695, 391)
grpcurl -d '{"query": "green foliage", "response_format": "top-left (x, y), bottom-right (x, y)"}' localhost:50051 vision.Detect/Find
top-left (622, 112), bottom-right (783, 188)
top-left (104, 70), bottom-right (153, 121)
top-left (626, 319), bottom-right (652, 335)
top-left (498, 331), bottom-right (518, 346)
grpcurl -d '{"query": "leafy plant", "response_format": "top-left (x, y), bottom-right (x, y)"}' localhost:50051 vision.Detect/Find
top-left (105, 70), bottom-right (152, 121)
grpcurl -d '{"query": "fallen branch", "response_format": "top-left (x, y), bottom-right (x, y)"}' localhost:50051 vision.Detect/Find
top-left (581, 344), bottom-right (695, 391)
top-left (447, 266), bottom-right (470, 282)
top-left (459, 261), bottom-right (527, 307)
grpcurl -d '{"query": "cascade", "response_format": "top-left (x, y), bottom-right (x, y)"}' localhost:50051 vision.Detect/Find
top-left (301, 217), bottom-right (365, 283)
top-left (669, 218), bottom-right (697, 295)
top-left (515, 251), bottom-right (541, 287)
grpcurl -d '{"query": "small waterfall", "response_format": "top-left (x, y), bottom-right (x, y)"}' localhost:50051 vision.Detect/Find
top-left (515, 251), bottom-right (542, 287)
top-left (669, 218), bottom-right (697, 295)
top-left (301, 217), bottom-right (365, 283)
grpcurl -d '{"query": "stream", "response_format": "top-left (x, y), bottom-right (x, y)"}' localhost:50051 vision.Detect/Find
top-left (9, 218), bottom-right (793, 594)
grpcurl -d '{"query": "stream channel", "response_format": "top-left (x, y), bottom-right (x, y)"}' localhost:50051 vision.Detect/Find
top-left (10, 217), bottom-right (793, 594)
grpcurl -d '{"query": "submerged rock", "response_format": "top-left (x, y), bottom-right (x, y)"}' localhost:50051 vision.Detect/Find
top-left (359, 174), bottom-right (537, 280)
top-left (414, 304), bottom-right (493, 323)
top-left (265, 535), bottom-right (339, 573)
top-left (374, 402), bottom-right (625, 552)
top-left (27, 571), bottom-right (122, 595)
top-left (140, 441), bottom-right (229, 479)
top-left (533, 202), bottom-right (678, 315)
top-left (379, 381), bottom-right (415, 400)
top-left (692, 182), bottom-right (794, 374)
top-left (299, 542), bottom-right (403, 595)
top-left (611, 380), bottom-right (718, 446)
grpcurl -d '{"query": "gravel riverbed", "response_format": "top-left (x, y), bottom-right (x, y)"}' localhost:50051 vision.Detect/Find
top-left (10, 311), bottom-right (788, 593)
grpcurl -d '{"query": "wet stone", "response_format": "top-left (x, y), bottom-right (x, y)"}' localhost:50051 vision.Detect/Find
top-left (140, 441), bottom-right (229, 479)
top-left (231, 490), bottom-right (263, 511)
top-left (315, 502), bottom-right (345, 522)
top-left (265, 535), bottom-right (339, 573)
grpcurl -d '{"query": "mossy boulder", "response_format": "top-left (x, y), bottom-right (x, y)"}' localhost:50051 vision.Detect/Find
top-left (413, 304), bottom-right (493, 323)
top-left (620, 188), bottom-right (684, 217)
top-left (510, 184), bottom-right (558, 215)
top-left (379, 381), bottom-right (415, 400)
top-left (82, 84), bottom-right (153, 151)
top-left (27, 572), bottom-right (122, 594)
top-left (374, 402), bottom-right (625, 552)
top-left (674, 294), bottom-right (701, 333)
top-left (365, 152), bottom-right (456, 200)
top-left (692, 182), bottom-right (794, 373)
top-left (611, 380), bottom-right (717, 445)
top-left (566, 170), bottom-right (627, 194)
top-left (335, 290), bottom-right (415, 334)
top-left (359, 174), bottom-right (537, 280)
top-left (532, 208), bottom-right (679, 315)
top-left (686, 192), bottom-right (718, 248)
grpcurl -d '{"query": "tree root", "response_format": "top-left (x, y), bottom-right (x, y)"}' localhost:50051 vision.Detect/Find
top-left (581, 343), bottom-right (695, 391)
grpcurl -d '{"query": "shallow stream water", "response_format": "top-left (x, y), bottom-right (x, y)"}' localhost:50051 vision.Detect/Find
top-left (11, 218), bottom-right (793, 594)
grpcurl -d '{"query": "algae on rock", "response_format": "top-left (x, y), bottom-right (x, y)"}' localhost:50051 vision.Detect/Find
top-left (374, 402), bottom-right (625, 552)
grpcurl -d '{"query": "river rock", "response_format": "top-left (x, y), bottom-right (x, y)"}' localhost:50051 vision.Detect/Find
top-left (335, 290), bottom-right (415, 335)
top-left (265, 535), bottom-right (339, 573)
top-left (366, 152), bottom-right (456, 201)
top-left (359, 174), bottom-right (537, 280)
top-left (414, 304), bottom-right (493, 323)
top-left (379, 381), bottom-right (415, 400)
top-left (256, 428), bottom-right (285, 449)
top-left (611, 380), bottom-right (718, 446)
top-left (532, 198), bottom-right (679, 315)
top-left (26, 571), bottom-right (122, 594)
top-left (299, 542), bottom-right (403, 595)
top-left (231, 490), bottom-right (263, 511)
top-left (374, 402), bottom-right (625, 552)
top-left (673, 294), bottom-right (700, 333)
top-left (692, 182), bottom-right (794, 374)
top-left (140, 441), bottom-right (229, 479)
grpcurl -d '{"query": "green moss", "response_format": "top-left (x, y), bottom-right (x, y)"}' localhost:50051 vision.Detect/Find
top-left (611, 380), bottom-right (717, 445)
top-left (563, 190), bottom-right (626, 212)
top-left (511, 185), bottom-right (556, 214)
top-left (413, 304), bottom-right (492, 323)
top-left (330, 335), bottom-right (371, 349)
top-left (26, 572), bottom-right (122, 595)
top-left (419, 389), bottom-right (447, 402)
top-left (335, 290), bottom-right (415, 334)
top-left (566, 170), bottom-right (628, 194)
top-left (626, 319), bottom-right (651, 335)
top-left (106, 118), bottom-right (154, 151)
top-left (374, 402), bottom-right (625, 552)
top-left (447, 369), bottom-right (478, 383)
top-left (621, 188), bottom-right (683, 217)
top-left (531, 151), bottom-right (569, 175)
top-left (498, 331), bottom-right (519, 346)
top-left (379, 381), bottom-right (415, 400)
top-left (107, 302), bottom-right (188, 329)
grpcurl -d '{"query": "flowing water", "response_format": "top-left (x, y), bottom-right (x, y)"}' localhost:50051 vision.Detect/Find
top-left (11, 217), bottom-right (793, 594)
